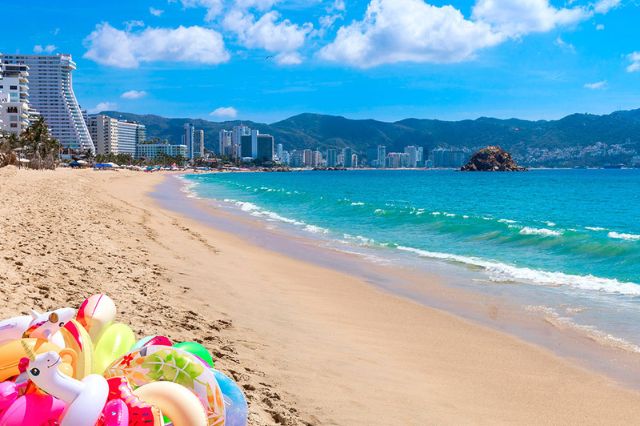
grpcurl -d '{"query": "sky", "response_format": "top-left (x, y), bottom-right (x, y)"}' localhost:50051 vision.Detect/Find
top-left (1, 0), bottom-right (638, 124)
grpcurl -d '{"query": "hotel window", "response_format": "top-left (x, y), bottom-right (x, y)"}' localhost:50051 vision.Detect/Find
top-left (9, 85), bottom-right (17, 90)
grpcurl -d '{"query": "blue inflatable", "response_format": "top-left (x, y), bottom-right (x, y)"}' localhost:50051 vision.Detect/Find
top-left (212, 369), bottom-right (248, 426)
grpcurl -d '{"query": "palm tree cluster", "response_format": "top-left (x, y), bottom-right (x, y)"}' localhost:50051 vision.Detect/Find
top-left (0, 117), bottom-right (60, 169)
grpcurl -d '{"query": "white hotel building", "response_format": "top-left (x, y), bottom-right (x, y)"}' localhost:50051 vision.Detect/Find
top-left (0, 54), bottom-right (94, 153)
top-left (0, 61), bottom-right (31, 135)
top-left (86, 114), bottom-right (146, 156)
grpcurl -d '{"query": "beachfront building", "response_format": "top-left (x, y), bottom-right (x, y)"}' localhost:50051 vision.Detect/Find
top-left (0, 54), bottom-right (94, 154)
top-left (196, 129), bottom-right (205, 159)
top-left (280, 150), bottom-right (290, 165)
top-left (387, 152), bottom-right (411, 168)
top-left (431, 148), bottom-right (468, 168)
top-left (343, 147), bottom-right (353, 168)
top-left (240, 134), bottom-right (252, 159)
top-left (182, 123), bottom-right (195, 160)
top-left (136, 142), bottom-right (187, 160)
top-left (86, 114), bottom-right (145, 156)
top-left (289, 150), bottom-right (303, 167)
top-left (238, 130), bottom-right (274, 163)
top-left (377, 145), bottom-right (386, 168)
top-left (232, 125), bottom-right (251, 159)
top-left (256, 134), bottom-right (274, 163)
top-left (218, 129), bottom-right (232, 156)
top-left (118, 120), bottom-right (146, 156)
top-left (404, 146), bottom-right (420, 168)
top-left (87, 115), bottom-right (118, 155)
top-left (302, 149), bottom-right (313, 167)
top-left (0, 61), bottom-right (31, 135)
top-left (326, 149), bottom-right (338, 167)
top-left (312, 150), bottom-right (323, 167)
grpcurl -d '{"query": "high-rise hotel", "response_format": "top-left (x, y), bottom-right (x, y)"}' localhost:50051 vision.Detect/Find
top-left (0, 54), bottom-right (94, 153)
top-left (0, 60), bottom-right (31, 135)
top-left (86, 114), bottom-right (146, 156)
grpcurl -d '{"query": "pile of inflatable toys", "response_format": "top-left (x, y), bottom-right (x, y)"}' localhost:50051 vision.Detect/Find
top-left (0, 294), bottom-right (248, 426)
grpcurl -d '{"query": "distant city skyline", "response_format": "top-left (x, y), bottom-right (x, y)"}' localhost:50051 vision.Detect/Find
top-left (0, 1), bottom-right (638, 123)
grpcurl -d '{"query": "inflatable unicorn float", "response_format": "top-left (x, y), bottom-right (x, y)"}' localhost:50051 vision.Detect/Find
top-left (0, 307), bottom-right (76, 347)
top-left (0, 294), bottom-right (248, 426)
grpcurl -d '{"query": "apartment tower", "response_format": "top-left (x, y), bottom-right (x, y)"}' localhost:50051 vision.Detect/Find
top-left (0, 54), bottom-right (94, 153)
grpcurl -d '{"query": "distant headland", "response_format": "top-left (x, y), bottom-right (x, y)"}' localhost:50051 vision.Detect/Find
top-left (103, 108), bottom-right (640, 169)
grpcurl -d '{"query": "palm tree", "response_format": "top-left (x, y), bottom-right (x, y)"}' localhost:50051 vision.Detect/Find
top-left (20, 117), bottom-right (60, 170)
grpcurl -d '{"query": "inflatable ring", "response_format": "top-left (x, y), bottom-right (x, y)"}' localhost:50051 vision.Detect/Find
top-left (104, 346), bottom-right (225, 426)
top-left (0, 339), bottom-right (62, 382)
top-left (133, 381), bottom-right (207, 426)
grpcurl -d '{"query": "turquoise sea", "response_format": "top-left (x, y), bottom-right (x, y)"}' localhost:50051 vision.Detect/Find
top-left (182, 169), bottom-right (640, 353)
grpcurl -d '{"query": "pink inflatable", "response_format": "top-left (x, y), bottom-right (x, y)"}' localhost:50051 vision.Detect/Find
top-left (0, 382), bottom-right (65, 425)
top-left (102, 399), bottom-right (129, 426)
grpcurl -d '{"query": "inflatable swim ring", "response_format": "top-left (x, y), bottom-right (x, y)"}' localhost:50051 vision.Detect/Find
top-left (105, 345), bottom-right (225, 426)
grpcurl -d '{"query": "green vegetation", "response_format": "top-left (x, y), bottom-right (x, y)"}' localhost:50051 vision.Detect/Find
top-left (102, 109), bottom-right (640, 167)
top-left (0, 117), bottom-right (60, 169)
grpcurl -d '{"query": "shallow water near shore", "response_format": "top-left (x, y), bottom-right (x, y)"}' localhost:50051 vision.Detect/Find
top-left (158, 170), bottom-right (640, 388)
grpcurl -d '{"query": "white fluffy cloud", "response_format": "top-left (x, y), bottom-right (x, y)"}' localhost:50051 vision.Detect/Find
top-left (275, 52), bottom-right (303, 65)
top-left (33, 44), bottom-right (57, 54)
top-left (210, 107), bottom-right (239, 119)
top-left (121, 90), bottom-right (147, 99)
top-left (320, 0), bottom-right (618, 68)
top-left (472, 0), bottom-right (589, 37)
top-left (554, 36), bottom-right (575, 52)
top-left (593, 0), bottom-right (621, 14)
top-left (178, 0), bottom-right (280, 21)
top-left (89, 102), bottom-right (117, 113)
top-left (149, 7), bottom-right (164, 16)
top-left (179, 0), bottom-right (224, 20)
top-left (84, 23), bottom-right (229, 68)
top-left (319, 0), bottom-right (503, 68)
top-left (584, 80), bottom-right (607, 89)
top-left (223, 10), bottom-right (312, 57)
top-left (627, 52), bottom-right (640, 73)
top-left (234, 0), bottom-right (280, 10)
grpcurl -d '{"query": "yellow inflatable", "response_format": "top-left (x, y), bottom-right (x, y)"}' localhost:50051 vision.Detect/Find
top-left (0, 339), bottom-right (63, 381)
top-left (133, 381), bottom-right (208, 426)
top-left (59, 319), bottom-right (94, 379)
top-left (92, 323), bottom-right (135, 375)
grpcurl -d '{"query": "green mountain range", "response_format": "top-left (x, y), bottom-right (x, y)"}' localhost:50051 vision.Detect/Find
top-left (103, 109), bottom-right (640, 167)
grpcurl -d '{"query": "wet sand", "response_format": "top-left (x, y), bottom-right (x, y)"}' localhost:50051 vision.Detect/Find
top-left (2, 166), bottom-right (640, 425)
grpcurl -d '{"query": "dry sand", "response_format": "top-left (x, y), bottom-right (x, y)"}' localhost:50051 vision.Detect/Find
top-left (2, 167), bottom-right (640, 425)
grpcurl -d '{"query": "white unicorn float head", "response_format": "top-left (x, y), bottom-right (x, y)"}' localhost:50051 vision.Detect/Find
top-left (0, 307), bottom-right (75, 347)
top-left (21, 341), bottom-right (108, 426)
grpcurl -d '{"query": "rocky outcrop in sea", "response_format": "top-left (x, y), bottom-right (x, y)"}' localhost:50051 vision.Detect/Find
top-left (461, 146), bottom-right (527, 171)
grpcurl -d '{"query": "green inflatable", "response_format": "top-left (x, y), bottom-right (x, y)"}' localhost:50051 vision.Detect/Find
top-left (173, 341), bottom-right (214, 368)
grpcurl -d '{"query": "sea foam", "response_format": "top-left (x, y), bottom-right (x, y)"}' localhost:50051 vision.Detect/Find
top-left (519, 227), bottom-right (562, 237)
top-left (396, 246), bottom-right (640, 296)
top-left (608, 231), bottom-right (640, 241)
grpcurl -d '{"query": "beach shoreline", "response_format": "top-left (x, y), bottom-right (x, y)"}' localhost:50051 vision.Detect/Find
top-left (3, 167), bottom-right (640, 424)
top-left (170, 171), bottom-right (640, 390)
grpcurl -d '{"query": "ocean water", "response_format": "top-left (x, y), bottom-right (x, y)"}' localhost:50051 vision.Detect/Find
top-left (182, 169), bottom-right (640, 353)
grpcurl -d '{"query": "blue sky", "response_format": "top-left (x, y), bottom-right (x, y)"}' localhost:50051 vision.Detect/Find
top-left (1, 0), bottom-right (638, 123)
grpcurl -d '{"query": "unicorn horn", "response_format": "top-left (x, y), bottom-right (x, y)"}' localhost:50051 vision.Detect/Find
top-left (20, 340), bottom-right (36, 361)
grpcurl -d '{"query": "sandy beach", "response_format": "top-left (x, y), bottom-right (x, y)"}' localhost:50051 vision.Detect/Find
top-left (2, 166), bottom-right (640, 425)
